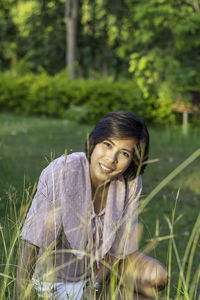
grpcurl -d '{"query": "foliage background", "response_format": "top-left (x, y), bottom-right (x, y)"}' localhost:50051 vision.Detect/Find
top-left (0, 0), bottom-right (200, 122)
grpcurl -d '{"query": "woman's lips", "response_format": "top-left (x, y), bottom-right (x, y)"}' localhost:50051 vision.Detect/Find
top-left (99, 162), bottom-right (115, 174)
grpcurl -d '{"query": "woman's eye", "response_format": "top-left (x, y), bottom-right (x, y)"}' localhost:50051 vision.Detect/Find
top-left (103, 141), bottom-right (111, 148)
top-left (121, 151), bottom-right (129, 158)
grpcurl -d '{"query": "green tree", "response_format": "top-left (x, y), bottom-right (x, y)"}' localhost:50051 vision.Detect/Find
top-left (127, 0), bottom-right (200, 104)
top-left (78, 0), bottom-right (131, 78)
top-left (0, 0), bottom-right (18, 70)
top-left (13, 0), bottom-right (66, 75)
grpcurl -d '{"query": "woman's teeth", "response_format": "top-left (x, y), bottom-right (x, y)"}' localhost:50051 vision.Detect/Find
top-left (100, 163), bottom-right (113, 173)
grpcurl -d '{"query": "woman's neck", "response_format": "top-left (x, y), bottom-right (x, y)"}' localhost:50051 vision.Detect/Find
top-left (92, 182), bottom-right (110, 215)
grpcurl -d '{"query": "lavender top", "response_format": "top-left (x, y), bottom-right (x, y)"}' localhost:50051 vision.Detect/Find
top-left (21, 153), bottom-right (142, 282)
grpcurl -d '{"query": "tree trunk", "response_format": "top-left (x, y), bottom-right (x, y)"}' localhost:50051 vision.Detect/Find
top-left (65, 0), bottom-right (79, 79)
top-left (193, 0), bottom-right (200, 13)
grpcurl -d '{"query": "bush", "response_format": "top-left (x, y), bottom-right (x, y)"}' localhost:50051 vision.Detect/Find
top-left (0, 72), bottom-right (175, 125)
top-left (75, 80), bottom-right (146, 123)
top-left (0, 73), bottom-right (33, 113)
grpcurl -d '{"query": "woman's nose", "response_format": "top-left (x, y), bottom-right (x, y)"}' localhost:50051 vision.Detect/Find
top-left (107, 150), bottom-right (118, 164)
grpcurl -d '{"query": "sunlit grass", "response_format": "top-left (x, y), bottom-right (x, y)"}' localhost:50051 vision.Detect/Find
top-left (1, 177), bottom-right (199, 299)
top-left (0, 113), bottom-right (199, 299)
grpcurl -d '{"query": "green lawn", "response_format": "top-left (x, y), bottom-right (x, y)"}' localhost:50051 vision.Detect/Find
top-left (0, 113), bottom-right (199, 299)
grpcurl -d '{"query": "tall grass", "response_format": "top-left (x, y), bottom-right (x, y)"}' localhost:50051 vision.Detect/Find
top-left (1, 150), bottom-right (200, 299)
top-left (0, 114), bottom-right (199, 299)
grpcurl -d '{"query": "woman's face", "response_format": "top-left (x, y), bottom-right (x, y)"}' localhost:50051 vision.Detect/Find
top-left (89, 137), bottom-right (137, 188)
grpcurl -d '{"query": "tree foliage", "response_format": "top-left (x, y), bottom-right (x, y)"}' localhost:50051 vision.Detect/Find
top-left (11, 0), bottom-right (66, 75)
top-left (0, 0), bottom-right (200, 106)
top-left (127, 0), bottom-right (200, 103)
top-left (0, 0), bottom-right (18, 70)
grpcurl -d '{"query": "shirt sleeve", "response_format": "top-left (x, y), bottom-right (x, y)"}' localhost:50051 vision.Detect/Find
top-left (20, 161), bottom-right (62, 248)
top-left (109, 176), bottom-right (142, 259)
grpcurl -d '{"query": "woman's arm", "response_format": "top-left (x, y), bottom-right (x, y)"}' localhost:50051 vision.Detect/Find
top-left (83, 251), bottom-right (168, 299)
top-left (15, 240), bottom-right (39, 300)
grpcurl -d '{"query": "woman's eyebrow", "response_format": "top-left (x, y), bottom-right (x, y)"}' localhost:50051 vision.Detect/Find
top-left (106, 138), bottom-right (115, 145)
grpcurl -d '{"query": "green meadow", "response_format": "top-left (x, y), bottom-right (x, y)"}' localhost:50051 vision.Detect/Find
top-left (0, 113), bottom-right (199, 299)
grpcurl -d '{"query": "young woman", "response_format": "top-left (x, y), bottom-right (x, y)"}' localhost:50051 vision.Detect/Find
top-left (16, 111), bottom-right (168, 300)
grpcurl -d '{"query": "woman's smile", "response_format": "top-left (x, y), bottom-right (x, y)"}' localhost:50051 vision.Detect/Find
top-left (90, 137), bottom-right (137, 189)
top-left (99, 162), bottom-right (115, 174)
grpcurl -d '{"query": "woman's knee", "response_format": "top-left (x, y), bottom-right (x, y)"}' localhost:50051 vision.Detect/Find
top-left (121, 251), bottom-right (168, 297)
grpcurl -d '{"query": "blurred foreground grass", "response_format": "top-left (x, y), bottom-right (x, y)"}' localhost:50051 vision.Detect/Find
top-left (0, 113), bottom-right (199, 299)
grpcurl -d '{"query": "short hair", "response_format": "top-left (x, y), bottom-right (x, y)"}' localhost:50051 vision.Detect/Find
top-left (85, 110), bottom-right (149, 179)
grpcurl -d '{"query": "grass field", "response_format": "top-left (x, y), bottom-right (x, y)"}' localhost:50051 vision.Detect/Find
top-left (0, 113), bottom-right (199, 299)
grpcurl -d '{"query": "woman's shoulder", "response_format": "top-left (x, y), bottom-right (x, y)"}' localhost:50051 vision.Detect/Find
top-left (127, 175), bottom-right (142, 188)
top-left (40, 152), bottom-right (87, 178)
top-left (48, 152), bottom-right (86, 166)
top-left (126, 175), bottom-right (142, 199)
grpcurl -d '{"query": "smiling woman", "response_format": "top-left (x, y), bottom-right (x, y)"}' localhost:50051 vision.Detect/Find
top-left (16, 111), bottom-right (168, 300)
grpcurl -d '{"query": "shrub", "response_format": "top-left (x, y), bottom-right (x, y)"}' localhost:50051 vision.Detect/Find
top-left (0, 72), bottom-right (175, 125)
top-left (0, 73), bottom-right (33, 113)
